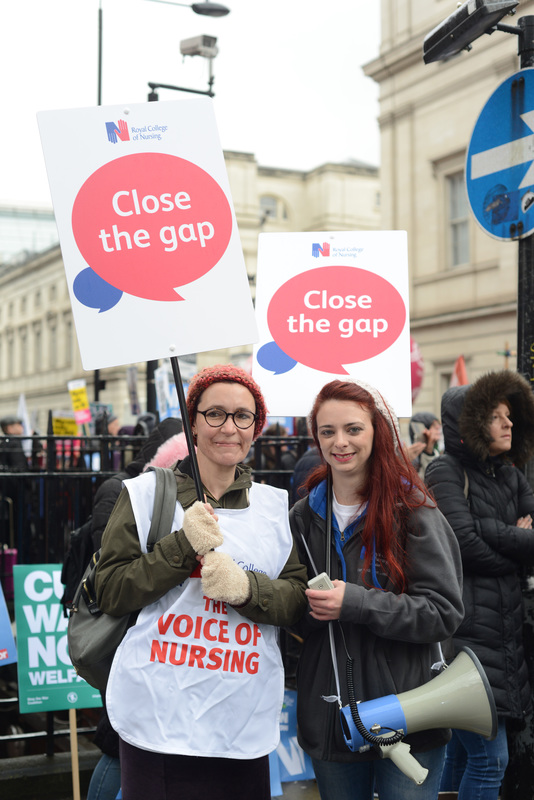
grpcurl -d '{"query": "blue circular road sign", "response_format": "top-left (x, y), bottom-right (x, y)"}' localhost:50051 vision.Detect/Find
top-left (466, 68), bottom-right (534, 241)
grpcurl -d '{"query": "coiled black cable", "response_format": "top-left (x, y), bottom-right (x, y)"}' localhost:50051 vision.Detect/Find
top-left (345, 656), bottom-right (404, 747)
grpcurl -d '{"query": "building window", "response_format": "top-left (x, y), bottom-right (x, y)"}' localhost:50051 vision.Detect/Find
top-left (7, 333), bottom-right (14, 378)
top-left (49, 320), bottom-right (57, 369)
top-left (64, 315), bottom-right (73, 367)
top-left (440, 371), bottom-right (452, 397)
top-left (20, 327), bottom-right (28, 375)
top-left (33, 323), bottom-right (42, 373)
top-left (448, 172), bottom-right (469, 267)
top-left (260, 195), bottom-right (287, 222)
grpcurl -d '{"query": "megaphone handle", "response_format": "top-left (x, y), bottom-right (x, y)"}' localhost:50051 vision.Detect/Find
top-left (379, 741), bottom-right (429, 786)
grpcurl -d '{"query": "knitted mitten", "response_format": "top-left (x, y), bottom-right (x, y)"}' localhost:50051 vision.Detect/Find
top-left (201, 550), bottom-right (251, 605)
top-left (182, 501), bottom-right (223, 555)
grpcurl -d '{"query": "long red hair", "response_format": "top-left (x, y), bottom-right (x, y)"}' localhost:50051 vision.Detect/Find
top-left (306, 380), bottom-right (432, 592)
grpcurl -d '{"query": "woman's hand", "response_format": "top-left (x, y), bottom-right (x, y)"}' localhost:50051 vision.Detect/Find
top-left (182, 500), bottom-right (223, 555)
top-left (200, 550), bottom-right (251, 605)
top-left (517, 515), bottom-right (533, 529)
top-left (306, 580), bottom-right (346, 620)
top-left (203, 502), bottom-right (219, 522)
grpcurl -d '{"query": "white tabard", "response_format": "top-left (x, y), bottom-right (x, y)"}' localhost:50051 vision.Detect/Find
top-left (106, 472), bottom-right (293, 758)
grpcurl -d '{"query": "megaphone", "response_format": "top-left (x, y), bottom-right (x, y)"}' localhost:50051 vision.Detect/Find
top-left (340, 647), bottom-right (497, 785)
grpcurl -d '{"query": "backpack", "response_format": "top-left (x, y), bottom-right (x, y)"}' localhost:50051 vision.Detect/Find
top-left (60, 516), bottom-right (95, 617)
top-left (67, 466), bottom-right (178, 691)
top-left (60, 470), bottom-right (130, 616)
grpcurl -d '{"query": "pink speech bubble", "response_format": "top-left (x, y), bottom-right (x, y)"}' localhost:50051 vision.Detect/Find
top-left (267, 266), bottom-right (406, 374)
top-left (72, 153), bottom-right (232, 301)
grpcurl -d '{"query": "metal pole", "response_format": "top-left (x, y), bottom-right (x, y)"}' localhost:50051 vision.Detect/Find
top-left (95, 2), bottom-right (103, 400)
top-left (516, 18), bottom-right (534, 477)
top-left (98, 2), bottom-right (103, 106)
top-left (516, 234), bottom-right (534, 385)
top-left (146, 360), bottom-right (158, 414)
top-left (144, 87), bottom-right (159, 410)
top-left (503, 21), bottom-right (534, 799)
top-left (170, 356), bottom-right (204, 501)
top-left (516, 17), bottom-right (534, 389)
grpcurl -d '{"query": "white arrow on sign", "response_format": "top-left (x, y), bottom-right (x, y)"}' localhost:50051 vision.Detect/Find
top-left (471, 110), bottom-right (534, 189)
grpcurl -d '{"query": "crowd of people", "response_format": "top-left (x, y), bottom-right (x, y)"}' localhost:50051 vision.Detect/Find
top-left (3, 364), bottom-right (534, 800)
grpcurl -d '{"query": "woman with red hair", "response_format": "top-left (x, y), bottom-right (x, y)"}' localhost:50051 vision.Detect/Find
top-left (290, 379), bottom-right (464, 800)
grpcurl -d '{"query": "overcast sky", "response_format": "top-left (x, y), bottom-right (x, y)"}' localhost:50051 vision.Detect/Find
top-left (1, 0), bottom-right (380, 208)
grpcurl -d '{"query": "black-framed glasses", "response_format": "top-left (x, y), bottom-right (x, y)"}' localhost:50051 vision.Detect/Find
top-left (197, 407), bottom-right (257, 430)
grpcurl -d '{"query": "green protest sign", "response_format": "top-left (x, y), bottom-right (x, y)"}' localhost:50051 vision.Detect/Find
top-left (13, 564), bottom-right (101, 712)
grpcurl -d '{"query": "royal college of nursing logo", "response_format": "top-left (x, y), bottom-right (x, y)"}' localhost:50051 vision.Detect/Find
top-left (105, 119), bottom-right (130, 144)
top-left (311, 242), bottom-right (330, 258)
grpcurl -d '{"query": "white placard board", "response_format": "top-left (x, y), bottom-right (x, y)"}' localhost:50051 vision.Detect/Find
top-left (252, 231), bottom-right (411, 418)
top-left (37, 98), bottom-right (257, 370)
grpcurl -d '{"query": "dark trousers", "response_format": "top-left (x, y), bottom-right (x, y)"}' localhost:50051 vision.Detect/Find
top-left (119, 738), bottom-right (271, 800)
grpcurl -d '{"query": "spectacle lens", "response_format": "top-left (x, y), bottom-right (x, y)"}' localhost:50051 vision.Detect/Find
top-left (197, 408), bottom-right (256, 429)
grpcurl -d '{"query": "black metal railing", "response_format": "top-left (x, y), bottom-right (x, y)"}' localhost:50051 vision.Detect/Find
top-left (0, 431), bottom-right (314, 760)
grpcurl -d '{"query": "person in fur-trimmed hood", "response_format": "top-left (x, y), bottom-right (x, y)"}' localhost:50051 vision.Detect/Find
top-left (426, 370), bottom-right (534, 799)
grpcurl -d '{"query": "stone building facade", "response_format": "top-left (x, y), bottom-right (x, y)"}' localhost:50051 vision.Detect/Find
top-left (364, 0), bottom-right (527, 416)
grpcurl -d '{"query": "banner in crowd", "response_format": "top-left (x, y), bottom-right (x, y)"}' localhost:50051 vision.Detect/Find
top-left (127, 366), bottom-right (141, 416)
top-left (154, 363), bottom-right (181, 420)
top-left (0, 581), bottom-right (17, 666)
top-left (67, 379), bottom-right (92, 425)
top-left (269, 689), bottom-right (315, 795)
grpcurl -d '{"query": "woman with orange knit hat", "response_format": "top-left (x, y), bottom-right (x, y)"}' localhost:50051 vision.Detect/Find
top-left (95, 365), bottom-right (308, 800)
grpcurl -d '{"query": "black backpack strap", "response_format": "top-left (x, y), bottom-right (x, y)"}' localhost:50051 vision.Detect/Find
top-left (145, 466), bottom-right (178, 552)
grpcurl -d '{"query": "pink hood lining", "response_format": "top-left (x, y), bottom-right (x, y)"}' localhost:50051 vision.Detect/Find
top-left (143, 433), bottom-right (191, 471)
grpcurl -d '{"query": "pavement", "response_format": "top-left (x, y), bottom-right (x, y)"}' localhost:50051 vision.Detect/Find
top-left (0, 749), bottom-right (321, 800)
top-left (275, 780), bottom-right (320, 799)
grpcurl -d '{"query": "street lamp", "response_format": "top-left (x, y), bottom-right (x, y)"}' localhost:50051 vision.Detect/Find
top-left (97, 0), bottom-right (230, 110)
top-left (143, 0), bottom-right (228, 413)
top-left (145, 0), bottom-right (230, 17)
top-left (95, 0), bottom-right (229, 408)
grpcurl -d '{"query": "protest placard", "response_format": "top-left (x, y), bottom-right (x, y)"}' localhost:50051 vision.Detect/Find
top-left (38, 97), bottom-right (257, 370)
top-left (253, 231), bottom-right (411, 417)
top-left (13, 564), bottom-right (101, 712)
top-left (67, 379), bottom-right (91, 425)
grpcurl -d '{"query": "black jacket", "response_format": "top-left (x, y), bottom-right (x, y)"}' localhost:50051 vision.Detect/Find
top-left (425, 371), bottom-right (534, 719)
top-left (290, 480), bottom-right (463, 761)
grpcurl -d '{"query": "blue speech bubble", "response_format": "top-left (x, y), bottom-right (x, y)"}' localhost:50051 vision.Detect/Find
top-left (257, 341), bottom-right (297, 375)
top-left (73, 268), bottom-right (123, 312)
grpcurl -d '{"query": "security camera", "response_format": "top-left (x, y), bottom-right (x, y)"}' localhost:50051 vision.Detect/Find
top-left (423, 0), bottom-right (518, 64)
top-left (180, 35), bottom-right (218, 59)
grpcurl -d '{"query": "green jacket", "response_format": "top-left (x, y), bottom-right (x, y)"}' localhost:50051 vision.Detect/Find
top-left (95, 458), bottom-right (308, 628)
